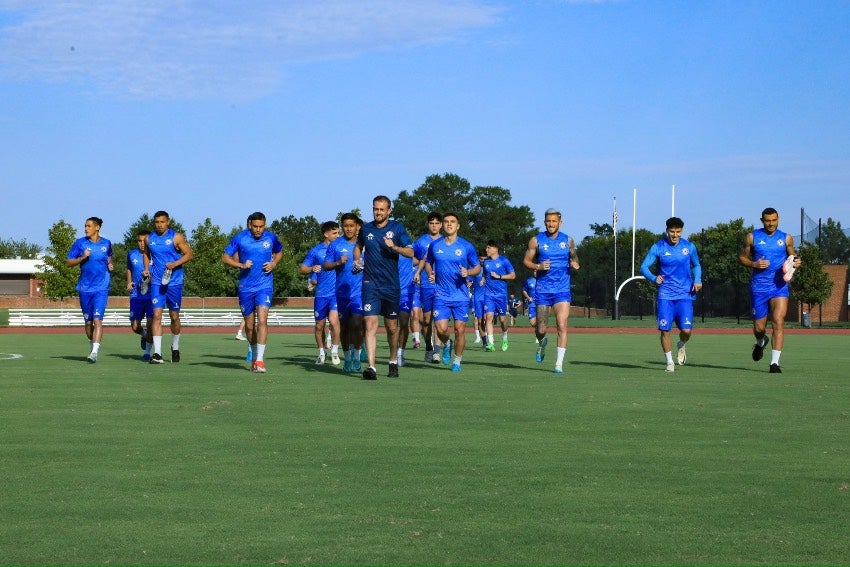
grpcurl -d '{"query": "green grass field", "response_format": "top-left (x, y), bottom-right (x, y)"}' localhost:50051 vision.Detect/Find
top-left (1, 329), bottom-right (848, 565)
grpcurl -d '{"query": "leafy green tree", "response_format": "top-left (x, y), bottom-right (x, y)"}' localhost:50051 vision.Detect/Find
top-left (792, 242), bottom-right (834, 325)
top-left (392, 173), bottom-right (536, 277)
top-left (814, 217), bottom-right (850, 264)
top-left (269, 214), bottom-right (322, 297)
top-left (691, 218), bottom-right (752, 318)
top-left (37, 220), bottom-right (81, 302)
top-left (0, 237), bottom-right (42, 259)
top-left (184, 218), bottom-right (236, 298)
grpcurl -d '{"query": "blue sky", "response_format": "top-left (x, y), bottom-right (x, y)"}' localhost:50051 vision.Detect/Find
top-left (2, 0), bottom-right (849, 249)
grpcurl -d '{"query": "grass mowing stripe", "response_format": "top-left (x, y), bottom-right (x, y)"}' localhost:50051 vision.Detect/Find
top-left (0, 331), bottom-right (848, 565)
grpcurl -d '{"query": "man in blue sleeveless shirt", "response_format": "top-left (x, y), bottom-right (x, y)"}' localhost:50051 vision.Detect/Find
top-left (738, 207), bottom-right (801, 373)
top-left (126, 230), bottom-right (153, 361)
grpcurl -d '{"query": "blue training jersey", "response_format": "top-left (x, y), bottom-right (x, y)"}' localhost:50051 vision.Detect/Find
top-left (127, 248), bottom-right (149, 299)
top-left (68, 236), bottom-right (113, 293)
top-left (413, 233), bottom-right (440, 291)
top-left (750, 228), bottom-right (791, 294)
top-left (325, 236), bottom-right (362, 300)
top-left (534, 231), bottom-right (572, 295)
top-left (522, 277), bottom-right (536, 305)
top-left (640, 237), bottom-right (702, 300)
top-left (303, 242), bottom-right (336, 299)
top-left (426, 235), bottom-right (479, 303)
top-left (483, 254), bottom-right (515, 299)
top-left (356, 219), bottom-right (413, 290)
top-left (224, 229), bottom-right (283, 294)
top-left (148, 228), bottom-right (185, 285)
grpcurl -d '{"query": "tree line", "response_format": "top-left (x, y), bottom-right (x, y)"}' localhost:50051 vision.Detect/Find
top-left (6, 173), bottom-right (846, 319)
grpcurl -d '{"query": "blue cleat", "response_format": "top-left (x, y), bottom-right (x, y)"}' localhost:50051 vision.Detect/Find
top-left (451, 363), bottom-right (462, 372)
top-left (246, 348), bottom-right (253, 362)
top-left (442, 339), bottom-right (453, 365)
top-left (535, 337), bottom-right (548, 363)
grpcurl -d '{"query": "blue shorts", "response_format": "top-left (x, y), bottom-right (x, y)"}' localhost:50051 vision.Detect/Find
top-left (313, 295), bottom-right (338, 321)
top-left (415, 286), bottom-right (435, 312)
top-left (484, 293), bottom-right (508, 316)
top-left (239, 289), bottom-right (273, 317)
top-left (657, 298), bottom-right (694, 331)
top-left (433, 298), bottom-right (470, 323)
top-left (527, 301), bottom-right (537, 320)
top-left (337, 295), bottom-right (363, 321)
top-left (535, 290), bottom-right (571, 307)
top-left (473, 294), bottom-right (487, 319)
top-left (399, 282), bottom-right (415, 313)
top-left (129, 296), bottom-right (153, 322)
top-left (361, 281), bottom-right (400, 319)
top-left (751, 288), bottom-right (790, 320)
top-left (151, 283), bottom-right (183, 312)
top-left (79, 291), bottom-right (109, 322)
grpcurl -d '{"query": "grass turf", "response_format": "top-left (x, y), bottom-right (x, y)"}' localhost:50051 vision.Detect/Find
top-left (0, 330), bottom-right (848, 565)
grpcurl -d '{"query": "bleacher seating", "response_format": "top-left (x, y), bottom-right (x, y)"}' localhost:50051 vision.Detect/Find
top-left (7, 308), bottom-right (315, 328)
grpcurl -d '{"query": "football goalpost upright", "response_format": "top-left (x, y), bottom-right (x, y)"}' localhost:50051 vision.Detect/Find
top-left (613, 185), bottom-right (675, 319)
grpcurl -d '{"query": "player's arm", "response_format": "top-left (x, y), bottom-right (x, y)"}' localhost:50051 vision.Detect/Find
top-left (738, 232), bottom-right (764, 268)
top-left (170, 233), bottom-right (194, 269)
top-left (266, 249), bottom-right (283, 273)
top-left (522, 235), bottom-right (540, 271)
top-left (568, 237), bottom-right (580, 270)
top-left (785, 234), bottom-right (802, 268)
top-left (690, 243), bottom-right (703, 292)
top-left (639, 245), bottom-right (659, 283)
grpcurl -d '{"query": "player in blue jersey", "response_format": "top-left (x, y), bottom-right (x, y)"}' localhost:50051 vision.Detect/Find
top-left (471, 253), bottom-right (489, 348)
top-left (522, 273), bottom-right (537, 331)
top-left (66, 216), bottom-right (114, 363)
top-left (411, 212), bottom-right (443, 363)
top-left (640, 217), bottom-right (703, 372)
top-left (482, 240), bottom-right (516, 352)
top-left (222, 212), bottom-right (283, 373)
top-left (301, 221), bottom-right (341, 366)
top-left (417, 212), bottom-right (481, 372)
top-left (323, 213), bottom-right (364, 373)
top-left (738, 207), bottom-right (801, 373)
top-left (143, 210), bottom-right (193, 364)
top-left (523, 208), bottom-right (580, 374)
top-left (396, 253), bottom-right (416, 366)
top-left (354, 195), bottom-right (415, 379)
top-left (126, 230), bottom-right (153, 361)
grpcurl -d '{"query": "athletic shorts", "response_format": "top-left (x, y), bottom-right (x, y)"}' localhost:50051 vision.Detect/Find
top-left (399, 282), bottom-right (415, 313)
top-left (313, 295), bottom-right (338, 321)
top-left (151, 283), bottom-right (183, 312)
top-left (484, 293), bottom-right (508, 316)
top-left (79, 290), bottom-right (109, 322)
top-left (337, 295), bottom-right (364, 321)
top-left (415, 286), bottom-right (435, 313)
top-left (535, 290), bottom-right (571, 307)
top-left (361, 280), bottom-right (400, 319)
top-left (657, 297), bottom-right (694, 332)
top-left (751, 288), bottom-right (790, 320)
top-left (433, 298), bottom-right (470, 323)
top-left (238, 289), bottom-right (273, 317)
top-left (129, 296), bottom-right (153, 322)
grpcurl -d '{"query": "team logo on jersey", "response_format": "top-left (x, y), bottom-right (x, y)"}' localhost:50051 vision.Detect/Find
top-left (386, 231), bottom-right (395, 240)
top-left (263, 241), bottom-right (270, 249)
top-left (559, 242), bottom-right (567, 249)
top-left (132, 257), bottom-right (139, 265)
top-left (363, 303), bottom-right (373, 312)
top-left (777, 239), bottom-right (785, 246)
top-left (682, 248), bottom-right (689, 256)
top-left (366, 233), bottom-right (375, 240)
top-left (100, 246), bottom-right (108, 253)
top-left (454, 249), bottom-right (463, 257)
top-left (165, 239), bottom-right (173, 246)
top-left (660, 318), bottom-right (668, 327)
top-left (152, 298), bottom-right (159, 305)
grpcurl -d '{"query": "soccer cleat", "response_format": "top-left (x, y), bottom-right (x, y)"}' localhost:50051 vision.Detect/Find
top-left (473, 336), bottom-right (482, 344)
top-left (484, 343), bottom-right (495, 352)
top-left (142, 353), bottom-right (151, 362)
top-left (253, 360), bottom-right (266, 373)
top-left (150, 353), bottom-right (164, 364)
top-left (752, 337), bottom-right (768, 362)
top-left (501, 339), bottom-right (509, 352)
top-left (362, 366), bottom-right (377, 380)
top-left (352, 358), bottom-right (362, 372)
top-left (388, 363), bottom-right (399, 378)
top-left (87, 350), bottom-right (98, 363)
top-left (782, 255), bottom-right (797, 282)
top-left (535, 337), bottom-right (548, 363)
top-left (171, 349), bottom-right (180, 363)
top-left (677, 345), bottom-right (687, 365)
top-left (554, 364), bottom-right (563, 374)
top-left (413, 339), bottom-right (421, 349)
top-left (236, 331), bottom-right (246, 341)
top-left (161, 267), bottom-right (173, 285)
top-left (360, 349), bottom-right (368, 362)
top-left (316, 353), bottom-right (326, 365)
top-left (140, 336), bottom-right (146, 350)
top-left (425, 349), bottom-right (434, 362)
top-left (665, 362), bottom-right (675, 372)
top-left (451, 363), bottom-right (462, 372)
top-left (431, 350), bottom-right (441, 364)
top-left (769, 363), bottom-right (782, 374)
top-left (331, 352), bottom-right (341, 365)
top-left (342, 359), bottom-right (352, 373)
top-left (442, 340), bottom-right (453, 365)
top-left (398, 352), bottom-right (406, 367)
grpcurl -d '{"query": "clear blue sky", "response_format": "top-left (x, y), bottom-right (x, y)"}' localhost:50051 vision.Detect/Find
top-left (2, 0), bottom-right (849, 249)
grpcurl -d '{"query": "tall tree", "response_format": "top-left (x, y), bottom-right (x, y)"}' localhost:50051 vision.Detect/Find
top-left (0, 237), bottom-right (42, 259)
top-left (184, 218), bottom-right (236, 298)
top-left (269, 214), bottom-right (322, 297)
top-left (692, 218), bottom-right (752, 319)
top-left (792, 241), bottom-right (834, 325)
top-left (37, 220), bottom-right (81, 302)
top-left (814, 217), bottom-right (850, 264)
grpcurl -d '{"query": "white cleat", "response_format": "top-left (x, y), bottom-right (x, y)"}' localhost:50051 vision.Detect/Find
top-left (677, 346), bottom-right (687, 366)
top-left (665, 362), bottom-right (675, 373)
top-left (316, 353), bottom-right (326, 365)
top-left (331, 352), bottom-right (341, 365)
